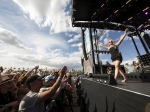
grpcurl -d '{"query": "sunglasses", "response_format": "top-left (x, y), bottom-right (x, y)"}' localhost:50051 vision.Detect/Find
top-left (109, 41), bottom-right (113, 43)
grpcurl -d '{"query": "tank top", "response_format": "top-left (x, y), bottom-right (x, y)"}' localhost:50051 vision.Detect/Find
top-left (108, 45), bottom-right (120, 58)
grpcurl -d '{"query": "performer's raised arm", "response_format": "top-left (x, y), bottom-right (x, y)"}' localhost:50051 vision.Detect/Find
top-left (115, 28), bottom-right (128, 47)
top-left (98, 42), bottom-right (109, 50)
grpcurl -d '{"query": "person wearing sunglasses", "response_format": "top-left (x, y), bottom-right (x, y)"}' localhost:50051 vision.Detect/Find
top-left (98, 28), bottom-right (128, 82)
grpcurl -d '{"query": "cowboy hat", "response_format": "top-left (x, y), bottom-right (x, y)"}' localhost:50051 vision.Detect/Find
top-left (0, 74), bottom-right (12, 85)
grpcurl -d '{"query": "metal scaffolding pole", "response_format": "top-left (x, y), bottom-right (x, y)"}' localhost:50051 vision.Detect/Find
top-left (89, 25), bottom-right (96, 74)
top-left (129, 35), bottom-right (142, 61)
top-left (135, 28), bottom-right (149, 54)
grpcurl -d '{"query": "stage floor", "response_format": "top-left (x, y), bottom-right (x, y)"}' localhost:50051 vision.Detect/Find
top-left (82, 78), bottom-right (150, 112)
top-left (113, 80), bottom-right (150, 96)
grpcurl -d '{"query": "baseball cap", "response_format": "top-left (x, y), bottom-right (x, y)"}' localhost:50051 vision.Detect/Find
top-left (44, 75), bottom-right (55, 83)
top-left (26, 75), bottom-right (44, 85)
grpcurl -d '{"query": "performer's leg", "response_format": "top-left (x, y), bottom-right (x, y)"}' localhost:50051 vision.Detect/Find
top-left (113, 60), bottom-right (127, 82)
top-left (119, 67), bottom-right (127, 82)
top-left (113, 60), bottom-right (120, 80)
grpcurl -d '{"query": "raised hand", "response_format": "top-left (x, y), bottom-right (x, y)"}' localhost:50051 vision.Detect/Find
top-left (0, 66), bottom-right (3, 72)
top-left (125, 28), bottom-right (129, 33)
top-left (98, 42), bottom-right (103, 46)
top-left (58, 66), bottom-right (67, 78)
top-left (34, 65), bottom-right (39, 70)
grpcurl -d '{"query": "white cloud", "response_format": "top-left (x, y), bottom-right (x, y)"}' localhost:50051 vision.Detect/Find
top-left (71, 43), bottom-right (82, 47)
top-left (13, 0), bottom-right (80, 34)
top-left (0, 27), bottom-right (33, 50)
top-left (68, 34), bottom-right (81, 43)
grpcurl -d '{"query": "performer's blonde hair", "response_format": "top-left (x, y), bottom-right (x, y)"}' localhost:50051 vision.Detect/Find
top-left (108, 39), bottom-right (114, 46)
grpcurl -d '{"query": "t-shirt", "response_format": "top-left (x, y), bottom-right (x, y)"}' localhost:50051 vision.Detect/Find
top-left (19, 91), bottom-right (44, 112)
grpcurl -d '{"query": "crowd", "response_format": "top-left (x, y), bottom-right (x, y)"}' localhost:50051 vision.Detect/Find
top-left (0, 65), bottom-right (73, 112)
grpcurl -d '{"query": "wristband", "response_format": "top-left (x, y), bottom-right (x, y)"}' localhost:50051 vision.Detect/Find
top-left (57, 76), bottom-right (62, 81)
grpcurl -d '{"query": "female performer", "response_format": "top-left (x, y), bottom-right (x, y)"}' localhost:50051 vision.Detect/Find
top-left (98, 28), bottom-right (128, 82)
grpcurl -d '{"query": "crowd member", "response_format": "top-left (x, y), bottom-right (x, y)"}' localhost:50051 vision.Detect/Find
top-left (74, 74), bottom-right (82, 89)
top-left (19, 66), bottom-right (67, 112)
top-left (40, 75), bottom-right (66, 110)
top-left (0, 66), bottom-right (19, 112)
top-left (98, 28), bottom-right (128, 82)
top-left (12, 72), bottom-right (20, 84)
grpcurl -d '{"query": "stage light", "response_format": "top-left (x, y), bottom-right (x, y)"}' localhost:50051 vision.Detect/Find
top-left (121, 5), bottom-right (124, 8)
top-left (101, 4), bottom-right (104, 7)
top-left (128, 17), bottom-right (132, 20)
top-left (105, 18), bottom-right (108, 20)
top-left (143, 7), bottom-right (149, 12)
top-left (93, 12), bottom-right (96, 16)
top-left (145, 12), bottom-right (148, 15)
top-left (126, 0), bottom-right (131, 4)
top-left (114, 10), bottom-right (118, 13)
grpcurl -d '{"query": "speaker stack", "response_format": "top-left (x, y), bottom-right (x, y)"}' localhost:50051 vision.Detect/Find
top-left (137, 53), bottom-right (150, 66)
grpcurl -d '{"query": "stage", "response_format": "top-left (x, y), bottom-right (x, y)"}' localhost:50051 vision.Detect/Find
top-left (81, 78), bottom-right (150, 112)
top-left (115, 80), bottom-right (150, 96)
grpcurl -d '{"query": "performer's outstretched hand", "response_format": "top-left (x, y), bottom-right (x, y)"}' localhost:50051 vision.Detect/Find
top-left (98, 42), bottom-right (103, 46)
top-left (125, 28), bottom-right (129, 33)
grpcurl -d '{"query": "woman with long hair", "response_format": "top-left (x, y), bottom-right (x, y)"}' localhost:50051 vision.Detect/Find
top-left (98, 28), bottom-right (128, 82)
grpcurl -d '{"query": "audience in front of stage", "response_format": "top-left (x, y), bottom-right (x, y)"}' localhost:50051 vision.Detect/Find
top-left (19, 66), bottom-right (67, 112)
top-left (0, 64), bottom-right (76, 112)
top-left (74, 74), bottom-right (82, 89)
top-left (0, 67), bottom-right (19, 112)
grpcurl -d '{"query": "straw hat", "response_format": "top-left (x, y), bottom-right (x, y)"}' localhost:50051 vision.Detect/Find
top-left (0, 73), bottom-right (12, 85)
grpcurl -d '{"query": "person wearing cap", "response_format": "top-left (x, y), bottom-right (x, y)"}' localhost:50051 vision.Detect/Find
top-left (40, 75), bottom-right (66, 109)
top-left (19, 66), bottom-right (67, 112)
top-left (0, 66), bottom-right (19, 112)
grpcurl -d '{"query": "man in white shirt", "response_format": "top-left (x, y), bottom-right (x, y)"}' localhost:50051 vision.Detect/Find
top-left (19, 66), bottom-right (67, 112)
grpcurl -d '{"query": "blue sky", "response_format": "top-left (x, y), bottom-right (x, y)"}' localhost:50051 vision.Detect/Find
top-left (0, 0), bottom-right (149, 71)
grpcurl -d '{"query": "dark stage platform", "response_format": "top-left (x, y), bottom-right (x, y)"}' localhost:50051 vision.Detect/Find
top-left (115, 80), bottom-right (150, 96)
top-left (81, 78), bottom-right (150, 112)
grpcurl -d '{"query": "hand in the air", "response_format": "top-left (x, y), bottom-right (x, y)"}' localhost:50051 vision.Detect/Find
top-left (98, 42), bottom-right (103, 46)
top-left (125, 28), bottom-right (129, 33)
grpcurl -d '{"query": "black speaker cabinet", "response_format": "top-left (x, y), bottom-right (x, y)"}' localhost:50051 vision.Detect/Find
top-left (143, 66), bottom-right (150, 73)
top-left (91, 74), bottom-right (117, 85)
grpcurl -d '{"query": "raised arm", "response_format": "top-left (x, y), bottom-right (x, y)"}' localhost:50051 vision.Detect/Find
top-left (98, 42), bottom-right (109, 50)
top-left (115, 28), bottom-right (128, 46)
top-left (24, 65), bottom-right (39, 77)
top-left (36, 66), bottom-right (67, 104)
